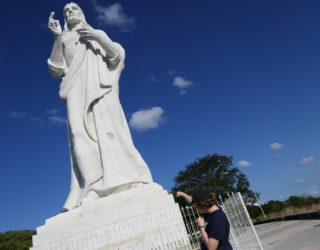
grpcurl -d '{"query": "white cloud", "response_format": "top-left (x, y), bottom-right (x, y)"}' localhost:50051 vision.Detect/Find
top-left (270, 142), bottom-right (284, 150)
top-left (129, 107), bottom-right (164, 131)
top-left (48, 116), bottom-right (67, 125)
top-left (308, 186), bottom-right (320, 196)
top-left (299, 156), bottom-right (315, 166)
top-left (93, 2), bottom-right (135, 31)
top-left (45, 109), bottom-right (60, 115)
top-left (173, 76), bottom-right (193, 94)
top-left (28, 117), bottom-right (47, 127)
top-left (8, 112), bottom-right (27, 119)
top-left (149, 75), bottom-right (158, 83)
top-left (28, 115), bottom-right (66, 127)
top-left (8, 109), bottom-right (66, 127)
top-left (45, 109), bottom-right (66, 125)
top-left (173, 76), bottom-right (193, 88)
top-left (237, 160), bottom-right (251, 167)
top-left (295, 177), bottom-right (308, 183)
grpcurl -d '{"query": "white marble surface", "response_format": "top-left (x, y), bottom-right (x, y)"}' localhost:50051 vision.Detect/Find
top-left (31, 183), bottom-right (191, 250)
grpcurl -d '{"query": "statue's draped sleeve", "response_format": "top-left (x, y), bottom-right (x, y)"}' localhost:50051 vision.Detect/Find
top-left (47, 58), bottom-right (67, 79)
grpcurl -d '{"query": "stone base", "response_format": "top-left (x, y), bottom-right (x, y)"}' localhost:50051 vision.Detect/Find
top-left (31, 183), bottom-right (191, 249)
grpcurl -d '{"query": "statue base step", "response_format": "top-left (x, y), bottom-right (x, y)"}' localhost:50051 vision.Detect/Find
top-left (31, 183), bottom-right (191, 250)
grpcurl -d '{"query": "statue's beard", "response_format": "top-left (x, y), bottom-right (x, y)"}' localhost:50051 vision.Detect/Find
top-left (67, 16), bottom-right (82, 26)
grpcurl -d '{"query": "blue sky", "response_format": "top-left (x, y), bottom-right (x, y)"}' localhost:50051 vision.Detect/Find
top-left (1, 0), bottom-right (320, 232)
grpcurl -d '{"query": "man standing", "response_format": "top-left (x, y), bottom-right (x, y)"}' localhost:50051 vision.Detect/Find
top-left (176, 188), bottom-right (233, 250)
top-left (48, 3), bottom-right (153, 212)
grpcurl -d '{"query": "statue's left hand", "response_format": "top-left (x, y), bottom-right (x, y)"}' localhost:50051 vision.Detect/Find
top-left (77, 27), bottom-right (118, 59)
top-left (77, 27), bottom-right (103, 42)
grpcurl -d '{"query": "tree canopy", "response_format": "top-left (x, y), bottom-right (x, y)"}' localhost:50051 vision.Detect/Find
top-left (247, 195), bottom-right (320, 219)
top-left (0, 230), bottom-right (35, 250)
top-left (172, 154), bottom-right (257, 203)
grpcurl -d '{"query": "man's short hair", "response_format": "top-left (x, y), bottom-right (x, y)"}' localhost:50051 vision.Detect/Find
top-left (191, 188), bottom-right (217, 207)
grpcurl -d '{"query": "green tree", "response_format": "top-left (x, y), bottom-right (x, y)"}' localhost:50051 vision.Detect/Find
top-left (247, 205), bottom-right (263, 218)
top-left (262, 200), bottom-right (285, 214)
top-left (172, 154), bottom-right (257, 203)
top-left (236, 172), bottom-right (257, 203)
top-left (305, 196), bottom-right (320, 209)
top-left (287, 196), bottom-right (305, 208)
top-left (0, 230), bottom-right (35, 250)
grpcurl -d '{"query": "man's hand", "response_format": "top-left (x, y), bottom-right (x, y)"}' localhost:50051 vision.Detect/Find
top-left (48, 12), bottom-right (62, 37)
top-left (77, 27), bottom-right (103, 42)
top-left (196, 217), bottom-right (206, 228)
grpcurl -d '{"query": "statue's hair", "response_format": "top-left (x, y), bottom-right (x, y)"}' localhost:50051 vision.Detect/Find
top-left (63, 2), bottom-right (91, 33)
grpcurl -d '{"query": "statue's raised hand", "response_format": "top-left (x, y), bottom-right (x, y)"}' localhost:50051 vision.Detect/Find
top-left (77, 27), bottom-right (104, 42)
top-left (48, 12), bottom-right (62, 37)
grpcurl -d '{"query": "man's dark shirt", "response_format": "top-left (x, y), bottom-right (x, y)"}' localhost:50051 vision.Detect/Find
top-left (200, 208), bottom-right (233, 250)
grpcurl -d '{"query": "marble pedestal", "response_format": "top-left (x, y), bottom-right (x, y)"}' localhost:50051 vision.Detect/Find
top-left (31, 183), bottom-right (191, 250)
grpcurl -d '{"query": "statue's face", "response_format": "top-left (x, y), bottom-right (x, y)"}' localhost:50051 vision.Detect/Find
top-left (64, 3), bottom-right (82, 26)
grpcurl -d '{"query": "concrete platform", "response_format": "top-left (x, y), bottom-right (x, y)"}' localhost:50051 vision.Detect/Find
top-left (255, 220), bottom-right (320, 250)
top-left (32, 183), bottom-right (191, 250)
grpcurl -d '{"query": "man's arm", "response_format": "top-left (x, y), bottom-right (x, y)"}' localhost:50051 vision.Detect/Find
top-left (199, 229), bottom-right (219, 250)
top-left (197, 217), bottom-right (219, 250)
top-left (175, 191), bottom-right (192, 204)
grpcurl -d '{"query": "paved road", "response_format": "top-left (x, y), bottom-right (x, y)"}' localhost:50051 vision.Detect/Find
top-left (255, 220), bottom-right (320, 250)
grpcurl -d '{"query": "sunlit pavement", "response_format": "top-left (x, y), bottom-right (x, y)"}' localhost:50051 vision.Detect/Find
top-left (255, 220), bottom-right (320, 250)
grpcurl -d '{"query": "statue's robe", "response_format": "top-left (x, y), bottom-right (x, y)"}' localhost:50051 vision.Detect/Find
top-left (48, 30), bottom-right (153, 210)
